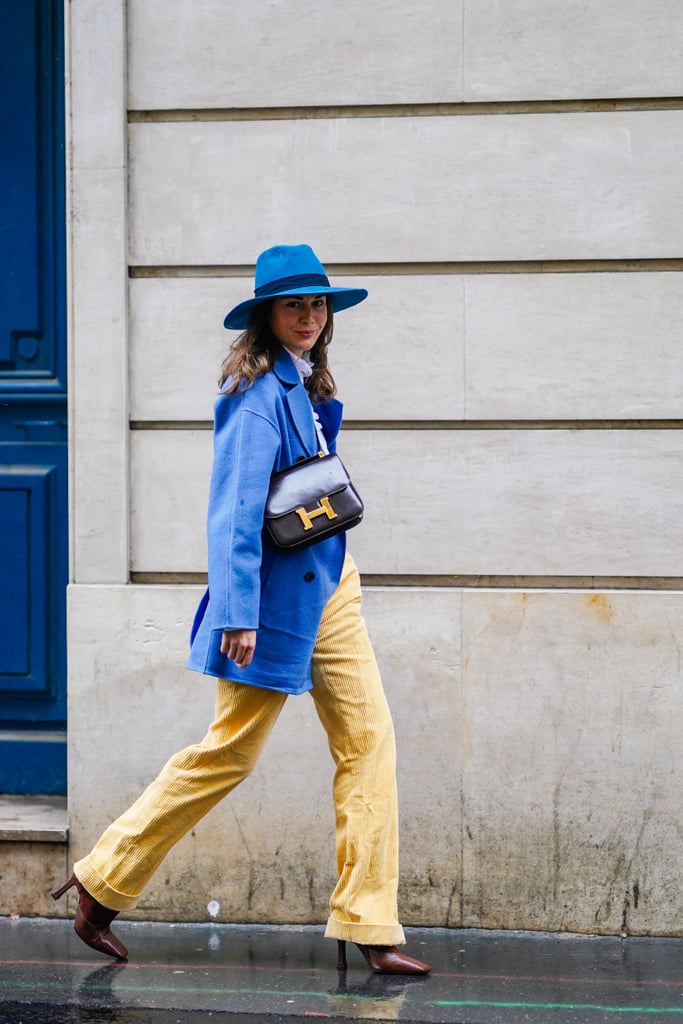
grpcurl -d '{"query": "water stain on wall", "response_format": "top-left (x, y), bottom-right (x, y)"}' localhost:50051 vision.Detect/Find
top-left (585, 593), bottom-right (614, 625)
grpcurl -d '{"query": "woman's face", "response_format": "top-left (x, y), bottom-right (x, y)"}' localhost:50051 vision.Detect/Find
top-left (269, 294), bottom-right (328, 357)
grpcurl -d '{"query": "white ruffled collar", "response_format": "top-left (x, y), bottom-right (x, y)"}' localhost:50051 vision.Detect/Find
top-left (284, 348), bottom-right (313, 380)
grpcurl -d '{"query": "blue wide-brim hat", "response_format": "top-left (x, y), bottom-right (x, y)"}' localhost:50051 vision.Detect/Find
top-left (224, 244), bottom-right (368, 330)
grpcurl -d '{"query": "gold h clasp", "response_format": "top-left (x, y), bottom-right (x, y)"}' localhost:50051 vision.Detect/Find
top-left (295, 496), bottom-right (338, 531)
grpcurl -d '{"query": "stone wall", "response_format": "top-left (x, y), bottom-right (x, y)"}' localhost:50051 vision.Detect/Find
top-left (64, 0), bottom-right (683, 933)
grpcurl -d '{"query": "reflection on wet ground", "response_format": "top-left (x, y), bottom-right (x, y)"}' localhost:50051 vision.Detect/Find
top-left (1, 917), bottom-right (683, 1023)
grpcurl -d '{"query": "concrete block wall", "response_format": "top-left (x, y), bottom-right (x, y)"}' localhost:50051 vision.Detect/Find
top-left (62, 0), bottom-right (683, 934)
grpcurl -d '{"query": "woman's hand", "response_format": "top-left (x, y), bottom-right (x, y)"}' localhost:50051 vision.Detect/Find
top-left (220, 629), bottom-right (257, 668)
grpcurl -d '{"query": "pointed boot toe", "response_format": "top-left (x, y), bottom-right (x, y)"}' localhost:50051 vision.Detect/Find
top-left (337, 940), bottom-right (430, 975)
top-left (74, 905), bottom-right (128, 960)
top-left (359, 944), bottom-right (430, 974)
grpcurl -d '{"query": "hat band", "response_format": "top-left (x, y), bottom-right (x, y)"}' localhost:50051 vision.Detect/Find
top-left (254, 273), bottom-right (330, 298)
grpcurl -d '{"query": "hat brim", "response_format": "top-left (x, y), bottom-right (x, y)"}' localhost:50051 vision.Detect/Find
top-left (224, 286), bottom-right (368, 330)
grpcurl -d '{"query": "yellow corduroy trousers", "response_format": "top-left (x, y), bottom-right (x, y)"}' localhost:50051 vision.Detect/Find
top-left (74, 554), bottom-right (405, 947)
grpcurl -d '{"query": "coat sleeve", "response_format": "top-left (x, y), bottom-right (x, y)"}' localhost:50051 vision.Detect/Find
top-left (206, 391), bottom-right (281, 631)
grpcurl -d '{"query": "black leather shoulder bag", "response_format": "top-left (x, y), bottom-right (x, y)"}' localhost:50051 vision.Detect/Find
top-left (264, 452), bottom-right (364, 552)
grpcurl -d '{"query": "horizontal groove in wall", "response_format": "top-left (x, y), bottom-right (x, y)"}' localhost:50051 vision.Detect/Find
top-left (129, 571), bottom-right (683, 591)
top-left (129, 258), bottom-right (683, 279)
top-left (363, 575), bottom-right (683, 590)
top-left (128, 96), bottom-right (683, 123)
top-left (344, 420), bottom-right (683, 431)
top-left (132, 572), bottom-right (207, 585)
top-left (129, 420), bottom-right (683, 432)
top-left (131, 420), bottom-right (212, 430)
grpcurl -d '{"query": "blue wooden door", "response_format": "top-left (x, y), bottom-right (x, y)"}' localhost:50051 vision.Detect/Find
top-left (0, 1), bottom-right (67, 793)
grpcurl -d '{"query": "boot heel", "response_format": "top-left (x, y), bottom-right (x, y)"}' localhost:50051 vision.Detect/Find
top-left (336, 939), bottom-right (348, 970)
top-left (52, 874), bottom-right (78, 901)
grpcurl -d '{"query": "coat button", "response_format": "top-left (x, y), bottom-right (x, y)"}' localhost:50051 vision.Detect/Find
top-left (304, 571), bottom-right (315, 582)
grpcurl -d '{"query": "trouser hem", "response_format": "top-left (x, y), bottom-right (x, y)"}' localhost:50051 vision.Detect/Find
top-left (74, 858), bottom-right (140, 913)
top-left (324, 918), bottom-right (406, 946)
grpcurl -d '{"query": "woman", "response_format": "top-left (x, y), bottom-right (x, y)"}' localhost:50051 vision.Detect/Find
top-left (52, 244), bottom-right (430, 976)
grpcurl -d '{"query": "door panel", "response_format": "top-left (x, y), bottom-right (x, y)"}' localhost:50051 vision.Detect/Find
top-left (0, 452), bottom-right (66, 706)
top-left (0, 1), bottom-right (67, 794)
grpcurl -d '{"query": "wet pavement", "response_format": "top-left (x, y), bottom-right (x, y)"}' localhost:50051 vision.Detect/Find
top-left (1, 916), bottom-right (683, 1023)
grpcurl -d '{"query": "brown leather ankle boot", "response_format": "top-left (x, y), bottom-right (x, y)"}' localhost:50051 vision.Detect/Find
top-left (337, 939), bottom-right (430, 974)
top-left (52, 873), bottom-right (128, 960)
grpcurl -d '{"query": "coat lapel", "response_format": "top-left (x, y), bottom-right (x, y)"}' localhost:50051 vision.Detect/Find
top-left (273, 350), bottom-right (345, 454)
top-left (273, 349), bottom-right (318, 456)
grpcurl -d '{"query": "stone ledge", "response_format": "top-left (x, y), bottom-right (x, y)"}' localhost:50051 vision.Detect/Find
top-left (0, 794), bottom-right (68, 843)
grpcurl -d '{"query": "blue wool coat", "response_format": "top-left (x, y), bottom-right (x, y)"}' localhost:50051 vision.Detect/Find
top-left (186, 349), bottom-right (347, 694)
